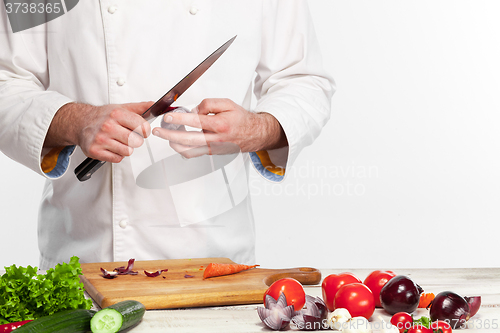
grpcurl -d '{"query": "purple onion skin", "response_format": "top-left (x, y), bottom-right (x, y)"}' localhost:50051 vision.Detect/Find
top-left (293, 296), bottom-right (328, 331)
top-left (379, 275), bottom-right (423, 315)
top-left (465, 296), bottom-right (481, 318)
top-left (430, 291), bottom-right (470, 329)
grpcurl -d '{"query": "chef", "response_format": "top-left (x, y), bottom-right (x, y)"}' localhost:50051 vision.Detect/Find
top-left (0, 1), bottom-right (334, 269)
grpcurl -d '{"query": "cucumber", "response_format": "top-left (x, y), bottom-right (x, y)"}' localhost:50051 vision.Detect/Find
top-left (90, 300), bottom-right (146, 333)
top-left (14, 309), bottom-right (96, 333)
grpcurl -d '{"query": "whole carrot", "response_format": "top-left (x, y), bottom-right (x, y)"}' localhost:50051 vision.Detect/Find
top-left (203, 263), bottom-right (259, 279)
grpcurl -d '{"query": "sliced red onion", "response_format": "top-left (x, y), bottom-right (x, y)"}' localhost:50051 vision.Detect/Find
top-left (184, 274), bottom-right (195, 278)
top-left (144, 269), bottom-right (168, 277)
top-left (101, 268), bottom-right (118, 279)
top-left (465, 296), bottom-right (481, 318)
top-left (257, 293), bottom-right (295, 330)
top-left (114, 258), bottom-right (138, 275)
top-left (291, 295), bottom-right (328, 331)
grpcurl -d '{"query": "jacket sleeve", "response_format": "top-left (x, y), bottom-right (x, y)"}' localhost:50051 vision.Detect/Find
top-left (251, 0), bottom-right (335, 182)
top-left (0, 11), bottom-right (75, 178)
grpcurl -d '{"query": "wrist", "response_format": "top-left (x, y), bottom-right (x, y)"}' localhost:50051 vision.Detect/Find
top-left (43, 102), bottom-right (91, 148)
top-left (256, 112), bottom-right (288, 151)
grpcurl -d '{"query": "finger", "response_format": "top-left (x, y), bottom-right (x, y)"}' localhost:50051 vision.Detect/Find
top-left (152, 127), bottom-right (218, 146)
top-left (100, 120), bottom-right (145, 148)
top-left (130, 121), bottom-right (152, 143)
top-left (91, 149), bottom-right (125, 164)
top-left (195, 98), bottom-right (235, 115)
top-left (170, 141), bottom-right (240, 158)
top-left (112, 108), bottom-right (151, 138)
top-left (87, 139), bottom-right (133, 162)
top-left (163, 112), bottom-right (220, 132)
top-left (122, 101), bottom-right (155, 115)
top-left (126, 130), bottom-right (146, 148)
top-left (96, 134), bottom-right (134, 157)
top-left (140, 121), bottom-right (152, 138)
top-left (169, 142), bottom-right (209, 159)
top-left (127, 102), bottom-right (153, 137)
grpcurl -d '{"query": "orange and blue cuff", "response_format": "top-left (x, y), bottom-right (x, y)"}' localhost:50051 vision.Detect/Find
top-left (250, 150), bottom-right (285, 182)
top-left (41, 145), bottom-right (75, 178)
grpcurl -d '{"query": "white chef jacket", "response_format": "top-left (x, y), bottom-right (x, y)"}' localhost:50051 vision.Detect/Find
top-left (0, 0), bottom-right (334, 269)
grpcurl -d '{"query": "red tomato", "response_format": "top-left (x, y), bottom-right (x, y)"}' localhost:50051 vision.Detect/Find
top-left (321, 272), bottom-right (362, 311)
top-left (407, 325), bottom-right (433, 333)
top-left (363, 270), bottom-right (396, 307)
top-left (430, 320), bottom-right (452, 333)
top-left (390, 312), bottom-right (413, 333)
top-left (264, 278), bottom-right (306, 310)
top-left (333, 283), bottom-right (375, 319)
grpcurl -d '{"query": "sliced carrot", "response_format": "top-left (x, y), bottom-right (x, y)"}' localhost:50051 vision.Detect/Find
top-left (418, 292), bottom-right (435, 308)
top-left (203, 263), bottom-right (259, 279)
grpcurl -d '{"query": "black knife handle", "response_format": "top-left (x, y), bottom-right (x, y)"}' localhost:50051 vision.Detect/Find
top-left (74, 158), bottom-right (106, 181)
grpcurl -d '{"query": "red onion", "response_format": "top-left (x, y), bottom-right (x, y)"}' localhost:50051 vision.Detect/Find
top-left (464, 296), bottom-right (481, 318)
top-left (429, 291), bottom-right (470, 329)
top-left (114, 258), bottom-right (138, 275)
top-left (291, 295), bottom-right (328, 331)
top-left (257, 293), bottom-right (295, 330)
top-left (380, 275), bottom-right (423, 314)
top-left (144, 269), bottom-right (168, 277)
top-left (100, 268), bottom-right (118, 279)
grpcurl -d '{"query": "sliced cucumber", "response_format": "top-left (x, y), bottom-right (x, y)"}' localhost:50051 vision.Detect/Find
top-left (14, 309), bottom-right (96, 333)
top-left (91, 300), bottom-right (146, 333)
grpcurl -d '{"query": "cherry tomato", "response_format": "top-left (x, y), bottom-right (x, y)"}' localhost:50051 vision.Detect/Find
top-left (333, 283), bottom-right (375, 319)
top-left (321, 272), bottom-right (362, 311)
top-left (430, 320), bottom-right (453, 333)
top-left (407, 325), bottom-right (433, 333)
top-left (363, 270), bottom-right (396, 307)
top-left (390, 312), bottom-right (413, 333)
top-left (264, 278), bottom-right (306, 310)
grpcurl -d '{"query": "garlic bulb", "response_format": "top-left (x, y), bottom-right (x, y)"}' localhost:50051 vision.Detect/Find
top-left (327, 308), bottom-right (352, 330)
top-left (371, 316), bottom-right (400, 333)
top-left (343, 316), bottom-right (372, 333)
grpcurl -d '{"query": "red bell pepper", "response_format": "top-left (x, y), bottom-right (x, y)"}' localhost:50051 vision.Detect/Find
top-left (0, 320), bottom-right (33, 332)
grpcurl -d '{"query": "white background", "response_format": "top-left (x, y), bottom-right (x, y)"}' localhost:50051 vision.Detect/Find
top-left (1, 1), bottom-right (499, 270)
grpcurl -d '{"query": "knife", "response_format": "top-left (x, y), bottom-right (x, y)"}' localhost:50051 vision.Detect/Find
top-left (74, 36), bottom-right (237, 181)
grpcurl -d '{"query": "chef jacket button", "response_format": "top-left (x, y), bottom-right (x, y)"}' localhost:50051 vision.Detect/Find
top-left (119, 220), bottom-right (128, 229)
top-left (116, 78), bottom-right (126, 86)
top-left (108, 6), bottom-right (118, 14)
top-left (189, 6), bottom-right (199, 15)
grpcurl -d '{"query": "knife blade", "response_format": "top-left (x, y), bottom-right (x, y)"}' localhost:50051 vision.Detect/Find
top-left (74, 36), bottom-right (236, 182)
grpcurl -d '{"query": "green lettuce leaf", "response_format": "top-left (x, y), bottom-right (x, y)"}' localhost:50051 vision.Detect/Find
top-left (412, 315), bottom-right (432, 329)
top-left (0, 256), bottom-right (92, 324)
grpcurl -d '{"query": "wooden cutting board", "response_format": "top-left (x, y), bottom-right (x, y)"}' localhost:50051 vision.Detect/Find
top-left (80, 257), bottom-right (321, 310)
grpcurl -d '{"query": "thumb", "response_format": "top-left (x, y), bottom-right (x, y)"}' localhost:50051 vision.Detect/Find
top-left (123, 101), bottom-right (155, 115)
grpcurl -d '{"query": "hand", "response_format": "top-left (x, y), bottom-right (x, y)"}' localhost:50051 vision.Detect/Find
top-left (44, 101), bottom-right (153, 163)
top-left (151, 98), bottom-right (287, 159)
